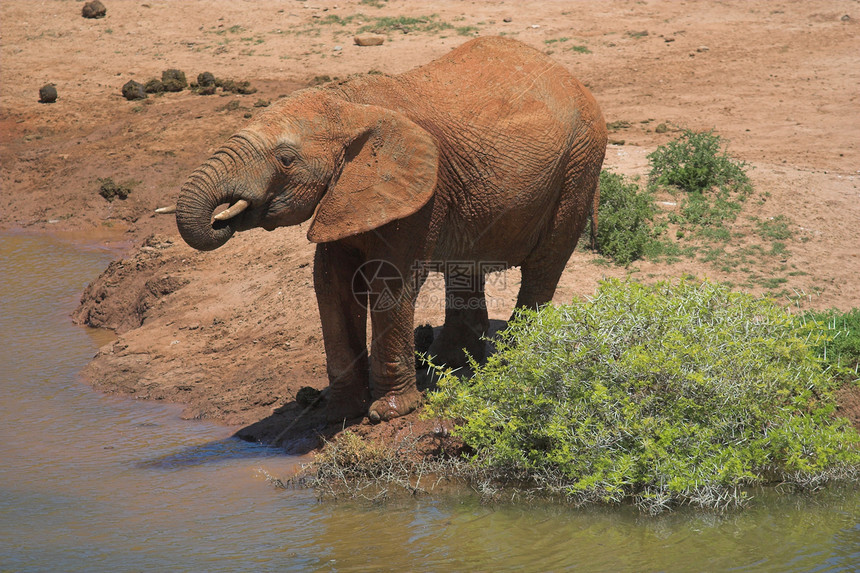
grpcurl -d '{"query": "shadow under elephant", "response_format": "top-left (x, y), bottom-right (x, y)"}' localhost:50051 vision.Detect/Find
top-left (232, 320), bottom-right (508, 454)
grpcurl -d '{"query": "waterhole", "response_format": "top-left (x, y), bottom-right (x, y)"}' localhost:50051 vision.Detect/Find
top-left (0, 232), bottom-right (856, 572)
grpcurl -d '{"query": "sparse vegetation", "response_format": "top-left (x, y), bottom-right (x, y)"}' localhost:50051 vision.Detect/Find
top-left (358, 15), bottom-right (456, 35)
top-left (455, 25), bottom-right (480, 36)
top-left (283, 12), bottom-right (475, 39)
top-left (754, 215), bottom-right (792, 241)
top-left (637, 129), bottom-right (796, 292)
top-left (425, 279), bottom-right (860, 513)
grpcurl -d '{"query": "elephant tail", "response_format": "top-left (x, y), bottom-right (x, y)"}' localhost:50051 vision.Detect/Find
top-left (590, 180), bottom-right (600, 251)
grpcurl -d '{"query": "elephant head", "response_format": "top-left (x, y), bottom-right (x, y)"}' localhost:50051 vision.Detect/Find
top-left (175, 90), bottom-right (439, 251)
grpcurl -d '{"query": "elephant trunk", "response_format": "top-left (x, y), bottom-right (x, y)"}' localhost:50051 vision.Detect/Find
top-left (176, 163), bottom-right (239, 252)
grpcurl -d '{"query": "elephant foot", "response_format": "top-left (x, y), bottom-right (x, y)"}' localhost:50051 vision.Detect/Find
top-left (325, 383), bottom-right (372, 423)
top-left (368, 388), bottom-right (423, 423)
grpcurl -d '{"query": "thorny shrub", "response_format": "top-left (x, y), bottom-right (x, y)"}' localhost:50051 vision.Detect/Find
top-left (425, 279), bottom-right (860, 513)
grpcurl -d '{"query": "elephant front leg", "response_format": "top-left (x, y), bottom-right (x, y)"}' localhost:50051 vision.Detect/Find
top-left (366, 263), bottom-right (424, 422)
top-left (314, 244), bottom-right (371, 422)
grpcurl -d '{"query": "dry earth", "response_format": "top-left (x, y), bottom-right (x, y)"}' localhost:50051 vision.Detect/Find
top-left (1, 0), bottom-right (858, 449)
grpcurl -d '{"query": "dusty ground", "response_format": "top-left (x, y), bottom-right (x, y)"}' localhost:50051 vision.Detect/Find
top-left (2, 0), bottom-right (858, 449)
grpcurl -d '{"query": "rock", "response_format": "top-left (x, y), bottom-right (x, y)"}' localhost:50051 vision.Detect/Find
top-left (503, 17), bottom-right (512, 23)
top-left (161, 69), bottom-right (187, 92)
top-left (82, 0), bottom-right (106, 19)
top-left (121, 80), bottom-right (146, 101)
top-left (697, 45), bottom-right (710, 52)
top-left (655, 123), bottom-right (669, 134)
top-left (38, 84), bottom-right (57, 103)
top-left (333, 45), bottom-right (343, 52)
top-left (196, 71), bottom-right (216, 87)
top-left (354, 34), bottom-right (385, 47)
top-left (841, 14), bottom-right (851, 22)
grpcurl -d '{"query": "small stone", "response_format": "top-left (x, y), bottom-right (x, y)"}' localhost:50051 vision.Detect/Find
top-left (841, 14), bottom-right (851, 22)
top-left (354, 34), bottom-right (385, 47)
top-left (39, 84), bottom-right (58, 103)
top-left (503, 17), bottom-right (512, 23)
top-left (333, 45), bottom-right (343, 52)
top-left (697, 45), bottom-right (710, 52)
top-left (655, 123), bottom-right (669, 134)
top-left (82, 0), bottom-right (106, 19)
top-left (121, 80), bottom-right (146, 101)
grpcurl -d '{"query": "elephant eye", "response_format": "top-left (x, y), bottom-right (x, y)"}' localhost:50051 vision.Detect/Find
top-left (277, 153), bottom-right (295, 168)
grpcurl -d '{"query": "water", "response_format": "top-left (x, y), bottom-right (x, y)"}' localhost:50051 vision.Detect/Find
top-left (0, 232), bottom-right (857, 572)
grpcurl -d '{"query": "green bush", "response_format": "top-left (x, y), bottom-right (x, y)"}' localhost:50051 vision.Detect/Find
top-left (648, 129), bottom-right (751, 195)
top-left (801, 308), bottom-right (860, 383)
top-left (425, 279), bottom-right (860, 512)
top-left (594, 171), bottom-right (657, 266)
top-left (649, 130), bottom-right (752, 230)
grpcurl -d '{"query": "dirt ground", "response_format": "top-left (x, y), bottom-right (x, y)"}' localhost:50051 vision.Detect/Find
top-left (2, 0), bottom-right (858, 450)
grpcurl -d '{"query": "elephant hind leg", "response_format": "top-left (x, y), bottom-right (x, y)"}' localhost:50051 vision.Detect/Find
top-left (427, 269), bottom-right (489, 369)
top-left (515, 164), bottom-right (600, 312)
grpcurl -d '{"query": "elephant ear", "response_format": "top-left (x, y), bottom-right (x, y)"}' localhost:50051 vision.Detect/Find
top-left (307, 102), bottom-right (439, 243)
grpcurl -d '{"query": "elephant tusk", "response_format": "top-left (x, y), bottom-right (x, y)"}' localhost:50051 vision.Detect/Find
top-left (154, 205), bottom-right (177, 214)
top-left (213, 199), bottom-right (250, 221)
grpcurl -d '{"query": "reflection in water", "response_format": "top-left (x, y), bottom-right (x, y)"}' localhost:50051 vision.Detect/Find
top-left (0, 232), bottom-right (857, 572)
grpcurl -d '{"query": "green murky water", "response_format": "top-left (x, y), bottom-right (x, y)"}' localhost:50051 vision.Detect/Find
top-left (0, 232), bottom-right (857, 572)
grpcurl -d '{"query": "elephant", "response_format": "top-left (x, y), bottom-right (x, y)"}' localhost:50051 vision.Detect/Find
top-left (173, 36), bottom-right (607, 423)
